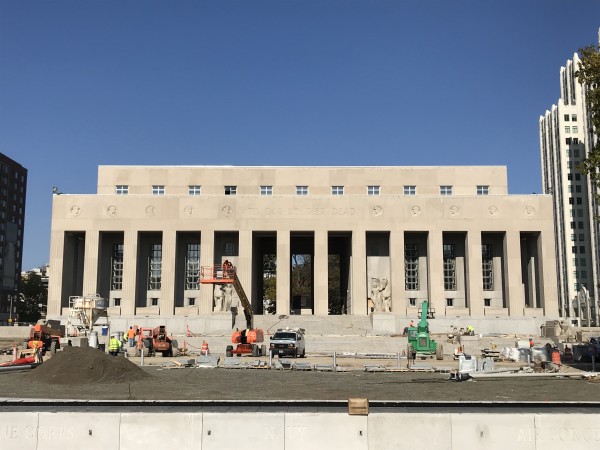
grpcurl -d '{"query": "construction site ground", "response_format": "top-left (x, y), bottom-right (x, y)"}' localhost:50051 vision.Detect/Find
top-left (1, 333), bottom-right (599, 403)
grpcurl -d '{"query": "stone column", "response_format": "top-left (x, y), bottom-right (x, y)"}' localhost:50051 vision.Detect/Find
top-left (351, 229), bottom-right (367, 316)
top-left (427, 231), bottom-right (445, 316)
top-left (276, 230), bottom-right (291, 315)
top-left (82, 230), bottom-right (99, 297)
top-left (390, 230), bottom-right (405, 316)
top-left (121, 230), bottom-right (138, 316)
top-left (47, 230), bottom-right (65, 316)
top-left (313, 229), bottom-right (328, 315)
top-left (238, 230), bottom-right (253, 311)
top-left (504, 230), bottom-right (525, 316)
top-left (466, 231), bottom-right (484, 316)
top-left (538, 230), bottom-right (559, 317)
top-left (160, 230), bottom-right (176, 316)
top-left (199, 230), bottom-right (214, 314)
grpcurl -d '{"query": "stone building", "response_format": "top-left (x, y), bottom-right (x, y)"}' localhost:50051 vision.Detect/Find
top-left (47, 165), bottom-right (558, 334)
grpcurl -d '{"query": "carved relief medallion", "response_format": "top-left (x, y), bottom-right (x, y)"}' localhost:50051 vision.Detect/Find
top-left (373, 206), bottom-right (383, 217)
top-left (184, 206), bottom-right (194, 216)
top-left (488, 205), bottom-right (498, 216)
top-left (411, 206), bottom-right (421, 216)
top-left (70, 205), bottom-right (81, 216)
top-left (107, 205), bottom-right (118, 217)
top-left (145, 206), bottom-right (156, 216)
top-left (222, 205), bottom-right (232, 217)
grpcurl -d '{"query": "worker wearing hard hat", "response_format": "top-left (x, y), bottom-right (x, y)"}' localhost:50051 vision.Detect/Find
top-left (108, 334), bottom-right (122, 356)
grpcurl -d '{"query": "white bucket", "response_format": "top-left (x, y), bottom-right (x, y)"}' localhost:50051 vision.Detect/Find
top-left (88, 331), bottom-right (98, 349)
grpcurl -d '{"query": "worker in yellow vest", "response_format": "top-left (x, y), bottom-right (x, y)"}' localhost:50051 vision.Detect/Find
top-left (108, 334), bottom-right (122, 356)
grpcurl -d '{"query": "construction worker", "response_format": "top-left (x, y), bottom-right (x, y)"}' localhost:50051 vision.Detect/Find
top-left (466, 324), bottom-right (474, 336)
top-left (201, 340), bottom-right (210, 356)
top-left (108, 334), bottom-right (122, 356)
top-left (126, 326), bottom-right (136, 347)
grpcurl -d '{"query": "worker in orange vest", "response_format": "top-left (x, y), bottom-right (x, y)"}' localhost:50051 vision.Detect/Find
top-left (201, 340), bottom-right (210, 356)
top-left (126, 326), bottom-right (136, 347)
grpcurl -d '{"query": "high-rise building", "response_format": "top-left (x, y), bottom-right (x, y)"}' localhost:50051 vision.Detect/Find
top-left (0, 153), bottom-right (27, 325)
top-left (539, 31), bottom-right (599, 326)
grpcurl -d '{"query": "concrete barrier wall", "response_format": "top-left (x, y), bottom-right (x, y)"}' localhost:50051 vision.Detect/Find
top-left (1, 411), bottom-right (599, 450)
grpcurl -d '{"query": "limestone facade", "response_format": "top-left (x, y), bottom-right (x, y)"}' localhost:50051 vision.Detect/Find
top-left (47, 165), bottom-right (559, 326)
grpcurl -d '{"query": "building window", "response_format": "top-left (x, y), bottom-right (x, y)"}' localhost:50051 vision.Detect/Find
top-left (578, 221), bottom-right (584, 229)
top-left (151, 298), bottom-right (159, 306)
top-left (567, 150), bottom-right (572, 157)
top-left (579, 234), bottom-right (585, 241)
top-left (574, 150), bottom-right (580, 158)
top-left (482, 244), bottom-right (493, 291)
top-left (575, 174), bottom-right (581, 181)
top-left (572, 126), bottom-right (578, 133)
top-left (484, 298), bottom-right (491, 307)
top-left (581, 271), bottom-right (587, 278)
top-left (409, 298), bottom-right (416, 307)
top-left (188, 185), bottom-right (201, 195)
top-left (573, 138), bottom-right (579, 145)
top-left (115, 185), bottom-right (129, 195)
top-left (443, 244), bottom-right (456, 290)
top-left (152, 185), bottom-right (165, 195)
top-left (185, 244), bottom-right (200, 290)
top-left (367, 185), bottom-right (380, 196)
top-left (446, 298), bottom-right (454, 307)
top-left (564, 114), bottom-right (570, 121)
top-left (566, 137), bottom-right (572, 145)
top-left (577, 209), bottom-right (583, 217)
top-left (405, 244), bottom-right (419, 290)
top-left (188, 298), bottom-right (196, 306)
top-left (571, 234), bottom-right (576, 241)
top-left (331, 186), bottom-right (344, 196)
top-left (224, 186), bottom-right (237, 195)
top-left (296, 186), bottom-right (308, 196)
top-left (148, 244), bottom-right (162, 290)
top-left (404, 185), bottom-right (416, 196)
top-left (570, 222), bottom-right (576, 229)
top-left (113, 298), bottom-right (121, 307)
top-left (477, 185), bottom-right (489, 195)
top-left (111, 244), bottom-right (124, 290)
top-left (565, 126), bottom-right (571, 133)
top-left (440, 185), bottom-right (453, 195)
top-left (580, 246), bottom-right (586, 253)
top-left (572, 246), bottom-right (577, 253)
top-left (581, 258), bottom-right (586, 267)
top-left (575, 184), bottom-right (581, 192)
top-left (260, 185), bottom-right (273, 196)
top-left (577, 197), bottom-right (582, 205)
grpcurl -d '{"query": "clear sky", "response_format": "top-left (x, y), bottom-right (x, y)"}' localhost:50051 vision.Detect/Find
top-left (0, 1), bottom-right (599, 271)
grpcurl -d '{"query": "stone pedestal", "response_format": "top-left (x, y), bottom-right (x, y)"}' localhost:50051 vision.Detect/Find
top-left (370, 313), bottom-right (399, 335)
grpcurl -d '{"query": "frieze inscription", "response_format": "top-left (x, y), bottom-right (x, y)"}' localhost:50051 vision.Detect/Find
top-left (246, 207), bottom-right (355, 217)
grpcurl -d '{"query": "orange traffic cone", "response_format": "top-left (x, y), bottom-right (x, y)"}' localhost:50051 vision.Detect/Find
top-left (186, 325), bottom-right (191, 337)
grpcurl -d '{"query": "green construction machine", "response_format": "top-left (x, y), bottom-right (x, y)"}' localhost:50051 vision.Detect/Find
top-left (406, 300), bottom-right (443, 360)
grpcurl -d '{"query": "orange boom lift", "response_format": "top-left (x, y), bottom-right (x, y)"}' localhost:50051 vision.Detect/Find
top-left (200, 264), bottom-right (266, 357)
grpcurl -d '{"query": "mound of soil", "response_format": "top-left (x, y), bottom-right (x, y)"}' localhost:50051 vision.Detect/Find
top-left (27, 346), bottom-right (150, 384)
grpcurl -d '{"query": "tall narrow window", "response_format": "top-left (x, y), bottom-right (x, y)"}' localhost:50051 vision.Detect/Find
top-left (477, 185), bottom-right (489, 195)
top-left (440, 185), bottom-right (453, 195)
top-left (185, 244), bottom-right (200, 290)
top-left (115, 185), bottom-right (129, 195)
top-left (188, 185), bottom-right (201, 195)
top-left (152, 185), bottom-right (165, 195)
top-left (331, 186), bottom-right (344, 196)
top-left (482, 244), bottom-right (493, 291)
top-left (405, 244), bottom-right (419, 290)
top-left (260, 185), bottom-right (273, 196)
top-left (443, 244), bottom-right (456, 290)
top-left (224, 186), bottom-right (237, 195)
top-left (148, 244), bottom-right (162, 290)
top-left (296, 185), bottom-right (308, 196)
top-left (367, 185), bottom-right (380, 196)
top-left (111, 244), bottom-right (124, 290)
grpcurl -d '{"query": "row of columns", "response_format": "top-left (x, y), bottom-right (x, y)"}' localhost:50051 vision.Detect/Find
top-left (48, 229), bottom-right (554, 317)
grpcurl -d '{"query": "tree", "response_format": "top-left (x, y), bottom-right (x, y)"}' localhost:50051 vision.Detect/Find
top-left (17, 271), bottom-right (47, 323)
top-left (576, 44), bottom-right (600, 189)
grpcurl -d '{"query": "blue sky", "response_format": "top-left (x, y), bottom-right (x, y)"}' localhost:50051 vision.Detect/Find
top-left (0, 1), bottom-right (599, 270)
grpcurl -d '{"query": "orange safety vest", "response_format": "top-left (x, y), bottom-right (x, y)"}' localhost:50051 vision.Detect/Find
top-left (201, 341), bottom-right (209, 353)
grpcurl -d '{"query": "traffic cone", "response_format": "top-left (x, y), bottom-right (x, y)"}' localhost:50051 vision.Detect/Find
top-left (186, 325), bottom-right (191, 337)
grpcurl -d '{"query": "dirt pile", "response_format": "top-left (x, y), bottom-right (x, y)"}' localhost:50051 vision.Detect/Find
top-left (27, 346), bottom-right (150, 384)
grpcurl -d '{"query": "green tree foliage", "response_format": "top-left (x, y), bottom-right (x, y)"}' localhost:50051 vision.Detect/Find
top-left (328, 254), bottom-right (344, 314)
top-left (291, 254), bottom-right (312, 307)
top-left (576, 44), bottom-right (600, 187)
top-left (262, 254), bottom-right (277, 313)
top-left (17, 272), bottom-right (47, 323)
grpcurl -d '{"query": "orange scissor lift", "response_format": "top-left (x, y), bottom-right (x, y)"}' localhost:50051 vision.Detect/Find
top-left (200, 265), bottom-right (266, 357)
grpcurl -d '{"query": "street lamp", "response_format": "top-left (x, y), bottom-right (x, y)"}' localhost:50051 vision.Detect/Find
top-left (8, 295), bottom-right (13, 324)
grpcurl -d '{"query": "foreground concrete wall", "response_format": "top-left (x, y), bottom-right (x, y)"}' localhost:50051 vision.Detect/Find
top-left (1, 411), bottom-right (599, 450)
